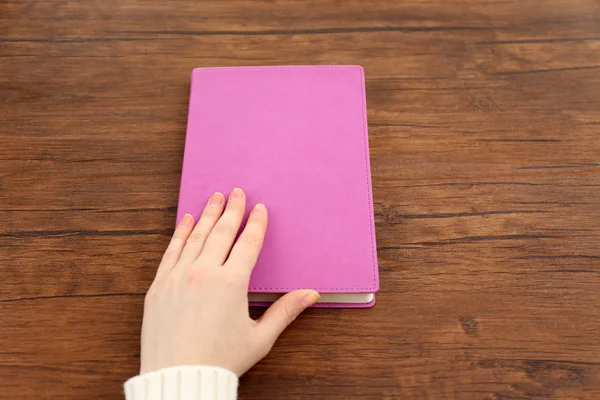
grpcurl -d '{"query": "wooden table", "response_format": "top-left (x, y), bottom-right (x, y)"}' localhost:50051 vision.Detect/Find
top-left (2, 1), bottom-right (599, 398)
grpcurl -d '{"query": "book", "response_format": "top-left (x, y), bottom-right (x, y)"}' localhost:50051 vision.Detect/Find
top-left (177, 66), bottom-right (379, 308)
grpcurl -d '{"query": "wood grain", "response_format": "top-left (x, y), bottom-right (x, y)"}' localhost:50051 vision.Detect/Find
top-left (1, 0), bottom-right (600, 398)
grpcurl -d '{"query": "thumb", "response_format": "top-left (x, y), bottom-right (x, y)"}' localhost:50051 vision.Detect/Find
top-left (258, 289), bottom-right (320, 343)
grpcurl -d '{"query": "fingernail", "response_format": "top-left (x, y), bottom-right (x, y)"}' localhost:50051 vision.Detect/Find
top-left (208, 192), bottom-right (224, 206)
top-left (301, 290), bottom-right (320, 307)
top-left (180, 214), bottom-right (194, 226)
top-left (253, 203), bottom-right (266, 213)
top-left (230, 188), bottom-right (244, 200)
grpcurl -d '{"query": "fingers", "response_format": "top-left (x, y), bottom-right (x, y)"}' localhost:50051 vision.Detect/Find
top-left (225, 203), bottom-right (268, 273)
top-left (178, 192), bottom-right (225, 264)
top-left (198, 188), bottom-right (246, 266)
top-left (257, 290), bottom-right (320, 345)
top-left (154, 214), bottom-right (195, 281)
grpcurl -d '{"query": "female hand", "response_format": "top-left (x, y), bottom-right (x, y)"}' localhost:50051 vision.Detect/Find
top-left (140, 188), bottom-right (320, 376)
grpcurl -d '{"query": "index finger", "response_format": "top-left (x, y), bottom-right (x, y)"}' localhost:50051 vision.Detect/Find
top-left (225, 203), bottom-right (268, 274)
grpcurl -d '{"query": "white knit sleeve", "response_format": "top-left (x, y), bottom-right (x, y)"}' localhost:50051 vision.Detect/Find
top-left (124, 366), bottom-right (238, 400)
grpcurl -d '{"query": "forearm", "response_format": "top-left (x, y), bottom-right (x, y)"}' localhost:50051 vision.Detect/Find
top-left (125, 366), bottom-right (238, 400)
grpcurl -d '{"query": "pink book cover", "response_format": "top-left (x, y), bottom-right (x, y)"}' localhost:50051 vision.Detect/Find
top-left (176, 66), bottom-right (379, 308)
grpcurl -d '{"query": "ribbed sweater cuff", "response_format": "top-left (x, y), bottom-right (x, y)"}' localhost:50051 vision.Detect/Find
top-left (124, 366), bottom-right (238, 400)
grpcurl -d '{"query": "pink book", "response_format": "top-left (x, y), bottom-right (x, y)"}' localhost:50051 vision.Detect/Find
top-left (177, 66), bottom-right (379, 308)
